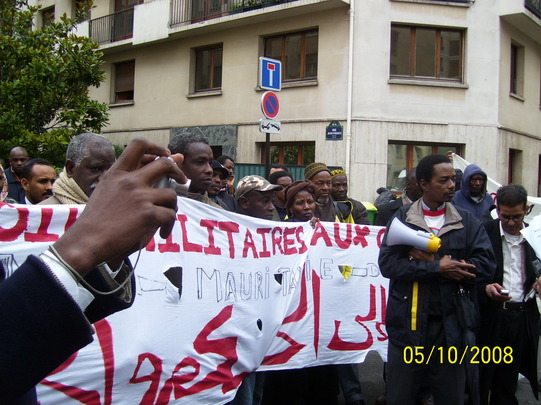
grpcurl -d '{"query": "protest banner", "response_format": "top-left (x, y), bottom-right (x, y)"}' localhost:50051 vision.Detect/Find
top-left (0, 198), bottom-right (388, 404)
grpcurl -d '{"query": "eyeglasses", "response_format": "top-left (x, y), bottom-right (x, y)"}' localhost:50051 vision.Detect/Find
top-left (500, 214), bottom-right (524, 223)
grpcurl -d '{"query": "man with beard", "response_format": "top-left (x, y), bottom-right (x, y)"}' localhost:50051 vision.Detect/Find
top-left (304, 162), bottom-right (338, 222)
top-left (379, 154), bottom-right (495, 405)
top-left (21, 158), bottom-right (57, 204)
top-left (41, 133), bottom-right (116, 205)
top-left (4, 146), bottom-right (29, 203)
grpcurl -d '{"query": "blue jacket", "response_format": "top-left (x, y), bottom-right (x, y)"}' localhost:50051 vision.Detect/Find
top-left (452, 164), bottom-right (494, 218)
top-left (378, 200), bottom-right (496, 348)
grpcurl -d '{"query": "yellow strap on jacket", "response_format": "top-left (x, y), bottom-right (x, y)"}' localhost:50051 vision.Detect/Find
top-left (411, 281), bottom-right (419, 331)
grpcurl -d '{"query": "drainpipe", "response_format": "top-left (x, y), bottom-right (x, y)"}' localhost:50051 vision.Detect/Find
top-left (345, 0), bottom-right (355, 176)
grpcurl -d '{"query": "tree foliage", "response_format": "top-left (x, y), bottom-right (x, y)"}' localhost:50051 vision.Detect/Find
top-left (0, 0), bottom-right (108, 166)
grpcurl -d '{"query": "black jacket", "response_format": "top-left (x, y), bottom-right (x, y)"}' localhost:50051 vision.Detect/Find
top-left (0, 256), bottom-right (135, 404)
top-left (374, 197), bottom-right (404, 226)
top-left (379, 200), bottom-right (496, 348)
top-left (478, 219), bottom-right (539, 399)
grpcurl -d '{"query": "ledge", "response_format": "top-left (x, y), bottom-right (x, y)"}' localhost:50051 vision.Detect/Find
top-left (509, 93), bottom-right (525, 102)
top-left (390, 0), bottom-right (472, 7)
top-left (255, 79), bottom-right (318, 91)
top-left (187, 90), bottom-right (223, 98)
top-left (109, 101), bottom-right (134, 108)
top-left (388, 78), bottom-right (469, 89)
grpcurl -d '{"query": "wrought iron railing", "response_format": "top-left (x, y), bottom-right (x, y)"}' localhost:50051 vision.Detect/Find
top-left (171, 0), bottom-right (295, 26)
top-left (525, 0), bottom-right (541, 19)
top-left (89, 8), bottom-right (135, 45)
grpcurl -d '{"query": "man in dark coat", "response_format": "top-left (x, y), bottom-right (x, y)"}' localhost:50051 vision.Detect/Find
top-left (378, 154), bottom-right (496, 405)
top-left (479, 184), bottom-right (540, 404)
top-left (4, 146), bottom-right (29, 203)
top-left (375, 168), bottom-right (422, 226)
top-left (452, 164), bottom-right (494, 219)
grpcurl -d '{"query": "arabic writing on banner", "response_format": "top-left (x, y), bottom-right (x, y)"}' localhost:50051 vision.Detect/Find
top-left (0, 199), bottom-right (388, 404)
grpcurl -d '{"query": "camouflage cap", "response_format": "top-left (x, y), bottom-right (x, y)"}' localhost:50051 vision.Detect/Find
top-left (235, 175), bottom-right (282, 200)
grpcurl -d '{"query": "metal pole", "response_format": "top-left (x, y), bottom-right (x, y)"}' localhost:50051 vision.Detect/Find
top-left (265, 132), bottom-right (270, 179)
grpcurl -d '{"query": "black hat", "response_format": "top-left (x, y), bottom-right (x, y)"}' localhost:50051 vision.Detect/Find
top-left (211, 160), bottom-right (229, 180)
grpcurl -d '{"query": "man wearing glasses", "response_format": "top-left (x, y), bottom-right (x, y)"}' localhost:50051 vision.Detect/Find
top-left (479, 184), bottom-right (541, 404)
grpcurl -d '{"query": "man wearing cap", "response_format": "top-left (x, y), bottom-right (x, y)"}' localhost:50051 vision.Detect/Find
top-left (227, 175), bottom-right (282, 405)
top-left (208, 160), bottom-right (236, 211)
top-left (304, 162), bottom-right (339, 222)
top-left (330, 169), bottom-right (369, 225)
top-left (269, 170), bottom-right (293, 221)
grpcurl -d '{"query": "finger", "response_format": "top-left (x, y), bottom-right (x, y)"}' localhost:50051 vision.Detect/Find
top-left (136, 155), bottom-right (187, 187)
top-left (456, 262), bottom-right (476, 269)
top-left (114, 138), bottom-right (170, 172)
top-left (458, 269), bottom-right (476, 278)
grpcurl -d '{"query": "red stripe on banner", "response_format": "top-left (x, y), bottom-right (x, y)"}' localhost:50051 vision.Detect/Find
top-left (261, 331), bottom-right (306, 366)
top-left (282, 267), bottom-right (307, 324)
top-left (311, 269), bottom-right (321, 358)
top-left (40, 380), bottom-right (101, 405)
top-left (95, 320), bottom-right (115, 405)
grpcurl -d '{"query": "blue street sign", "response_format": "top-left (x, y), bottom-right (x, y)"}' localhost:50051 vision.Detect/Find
top-left (259, 57), bottom-right (282, 91)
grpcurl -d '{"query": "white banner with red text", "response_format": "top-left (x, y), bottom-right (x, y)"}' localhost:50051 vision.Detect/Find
top-left (0, 199), bottom-right (388, 405)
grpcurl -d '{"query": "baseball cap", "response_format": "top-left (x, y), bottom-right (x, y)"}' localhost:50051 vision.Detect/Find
top-left (211, 160), bottom-right (229, 180)
top-left (235, 175), bottom-right (282, 200)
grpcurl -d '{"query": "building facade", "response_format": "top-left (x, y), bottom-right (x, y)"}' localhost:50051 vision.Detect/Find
top-left (35, 0), bottom-right (541, 201)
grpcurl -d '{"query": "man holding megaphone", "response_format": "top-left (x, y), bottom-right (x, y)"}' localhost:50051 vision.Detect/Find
top-left (378, 154), bottom-right (496, 405)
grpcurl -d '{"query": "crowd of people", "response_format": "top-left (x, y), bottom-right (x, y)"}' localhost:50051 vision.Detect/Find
top-left (1, 133), bottom-right (540, 405)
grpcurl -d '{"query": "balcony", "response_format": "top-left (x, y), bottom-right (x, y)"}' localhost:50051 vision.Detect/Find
top-left (86, 0), bottom-right (340, 48)
top-left (89, 8), bottom-right (135, 45)
top-left (525, 0), bottom-right (541, 19)
top-left (500, 0), bottom-right (541, 44)
top-left (171, 0), bottom-right (297, 26)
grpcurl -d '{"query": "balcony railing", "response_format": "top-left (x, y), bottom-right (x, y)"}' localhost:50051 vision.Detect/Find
top-left (89, 8), bottom-right (135, 45)
top-left (525, 0), bottom-right (541, 19)
top-left (171, 0), bottom-right (296, 26)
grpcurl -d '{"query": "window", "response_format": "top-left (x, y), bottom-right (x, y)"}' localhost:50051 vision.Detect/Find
top-left (538, 155), bottom-right (541, 196)
top-left (261, 142), bottom-right (315, 166)
top-left (264, 29), bottom-right (318, 83)
top-left (194, 45), bottom-right (223, 92)
top-left (390, 25), bottom-right (464, 82)
top-left (386, 142), bottom-right (462, 191)
top-left (510, 43), bottom-right (524, 97)
top-left (41, 6), bottom-right (55, 28)
top-left (508, 148), bottom-right (522, 184)
top-left (115, 0), bottom-right (144, 11)
top-left (114, 60), bottom-right (135, 103)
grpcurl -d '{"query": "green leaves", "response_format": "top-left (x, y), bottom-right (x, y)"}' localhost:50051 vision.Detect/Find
top-left (0, 0), bottom-right (108, 166)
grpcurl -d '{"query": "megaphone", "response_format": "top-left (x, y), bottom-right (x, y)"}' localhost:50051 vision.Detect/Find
top-left (386, 217), bottom-right (441, 253)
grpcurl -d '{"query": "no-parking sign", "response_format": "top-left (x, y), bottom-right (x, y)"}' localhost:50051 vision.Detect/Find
top-left (261, 91), bottom-right (280, 119)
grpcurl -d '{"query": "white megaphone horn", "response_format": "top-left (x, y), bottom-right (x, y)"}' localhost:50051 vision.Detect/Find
top-left (386, 217), bottom-right (441, 253)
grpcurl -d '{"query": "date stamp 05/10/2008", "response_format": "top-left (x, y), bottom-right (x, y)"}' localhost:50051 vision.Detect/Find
top-left (403, 346), bottom-right (513, 365)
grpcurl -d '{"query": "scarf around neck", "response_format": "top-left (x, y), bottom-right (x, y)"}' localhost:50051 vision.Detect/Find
top-left (52, 168), bottom-right (89, 204)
